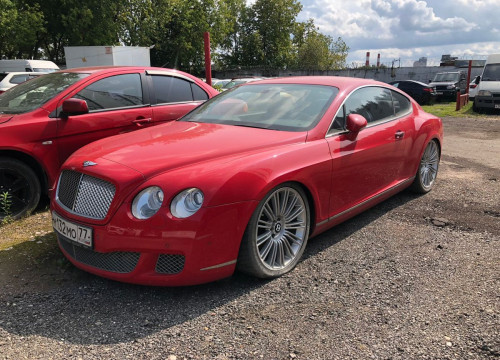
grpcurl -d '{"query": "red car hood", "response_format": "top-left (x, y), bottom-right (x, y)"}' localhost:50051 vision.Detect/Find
top-left (70, 121), bottom-right (307, 179)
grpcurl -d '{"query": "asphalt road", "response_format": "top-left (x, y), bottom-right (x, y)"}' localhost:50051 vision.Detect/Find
top-left (0, 116), bottom-right (498, 359)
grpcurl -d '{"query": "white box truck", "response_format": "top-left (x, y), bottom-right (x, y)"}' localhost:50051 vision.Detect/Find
top-left (0, 59), bottom-right (59, 73)
top-left (64, 46), bottom-right (151, 68)
top-left (473, 54), bottom-right (500, 112)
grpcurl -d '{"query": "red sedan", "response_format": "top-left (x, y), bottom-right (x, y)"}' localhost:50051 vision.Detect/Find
top-left (0, 66), bottom-right (218, 219)
top-left (51, 77), bottom-right (443, 286)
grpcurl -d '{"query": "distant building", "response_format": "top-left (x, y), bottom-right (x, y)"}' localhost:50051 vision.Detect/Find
top-left (413, 57), bottom-right (427, 67)
top-left (440, 54), bottom-right (458, 66)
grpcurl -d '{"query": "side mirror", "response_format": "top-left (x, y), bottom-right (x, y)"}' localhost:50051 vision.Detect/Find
top-left (475, 75), bottom-right (480, 85)
top-left (62, 98), bottom-right (89, 117)
top-left (346, 113), bottom-right (368, 133)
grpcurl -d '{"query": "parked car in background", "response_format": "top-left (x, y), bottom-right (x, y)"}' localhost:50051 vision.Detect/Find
top-left (389, 80), bottom-right (437, 105)
top-left (473, 54), bottom-right (500, 112)
top-left (51, 76), bottom-right (443, 286)
top-left (212, 79), bottom-right (231, 88)
top-left (0, 59), bottom-right (59, 73)
top-left (429, 71), bottom-right (467, 99)
top-left (468, 75), bottom-right (481, 100)
top-left (0, 72), bottom-right (47, 94)
top-left (222, 77), bottom-right (264, 91)
top-left (0, 66), bottom-right (219, 220)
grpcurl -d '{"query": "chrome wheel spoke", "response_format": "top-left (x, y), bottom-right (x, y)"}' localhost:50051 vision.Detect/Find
top-left (285, 220), bottom-right (305, 230)
top-left (255, 186), bottom-right (308, 270)
top-left (258, 219), bottom-right (273, 230)
top-left (285, 206), bottom-right (304, 223)
top-left (256, 230), bottom-right (272, 247)
top-left (420, 141), bottom-right (439, 188)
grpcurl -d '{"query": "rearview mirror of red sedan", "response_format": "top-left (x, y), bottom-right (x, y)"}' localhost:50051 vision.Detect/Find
top-left (62, 98), bottom-right (89, 116)
top-left (346, 113), bottom-right (368, 133)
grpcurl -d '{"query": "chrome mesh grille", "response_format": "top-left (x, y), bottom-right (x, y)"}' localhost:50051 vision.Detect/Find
top-left (57, 170), bottom-right (115, 219)
top-left (155, 254), bottom-right (185, 274)
top-left (58, 235), bottom-right (140, 273)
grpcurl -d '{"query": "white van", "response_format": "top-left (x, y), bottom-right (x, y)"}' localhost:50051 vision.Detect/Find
top-left (473, 54), bottom-right (500, 111)
top-left (0, 59), bottom-right (59, 73)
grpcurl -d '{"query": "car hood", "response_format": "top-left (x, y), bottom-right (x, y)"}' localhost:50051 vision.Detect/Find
top-left (478, 81), bottom-right (500, 92)
top-left (70, 121), bottom-right (307, 179)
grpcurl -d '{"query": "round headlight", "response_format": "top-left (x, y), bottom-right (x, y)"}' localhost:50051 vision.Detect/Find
top-left (131, 186), bottom-right (164, 219)
top-left (170, 188), bottom-right (204, 218)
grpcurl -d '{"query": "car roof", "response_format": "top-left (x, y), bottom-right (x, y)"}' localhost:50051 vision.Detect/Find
top-left (390, 79), bottom-right (429, 86)
top-left (248, 76), bottom-right (384, 92)
top-left (56, 66), bottom-right (198, 78)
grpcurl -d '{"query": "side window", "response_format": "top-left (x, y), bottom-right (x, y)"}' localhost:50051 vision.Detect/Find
top-left (191, 83), bottom-right (209, 101)
top-left (391, 82), bottom-right (399, 88)
top-left (344, 87), bottom-right (394, 124)
top-left (75, 74), bottom-right (143, 111)
top-left (329, 105), bottom-right (345, 134)
top-left (151, 76), bottom-right (194, 103)
top-left (391, 90), bottom-right (412, 117)
top-left (10, 75), bottom-right (29, 84)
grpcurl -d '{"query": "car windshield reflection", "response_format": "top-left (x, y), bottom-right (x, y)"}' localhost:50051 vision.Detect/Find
top-left (0, 72), bottom-right (89, 114)
top-left (182, 84), bottom-right (339, 132)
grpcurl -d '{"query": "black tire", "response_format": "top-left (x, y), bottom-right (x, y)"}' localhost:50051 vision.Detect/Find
top-left (472, 101), bottom-right (480, 113)
top-left (410, 140), bottom-right (440, 194)
top-left (237, 183), bottom-right (310, 278)
top-left (0, 157), bottom-right (41, 220)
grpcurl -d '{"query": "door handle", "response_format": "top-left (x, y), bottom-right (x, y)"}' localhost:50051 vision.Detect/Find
top-left (395, 130), bottom-right (405, 140)
top-left (132, 118), bottom-right (151, 127)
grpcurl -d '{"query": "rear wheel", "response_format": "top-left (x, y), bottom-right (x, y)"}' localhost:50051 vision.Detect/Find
top-left (237, 183), bottom-right (310, 278)
top-left (0, 158), bottom-right (41, 220)
top-left (410, 140), bottom-right (440, 194)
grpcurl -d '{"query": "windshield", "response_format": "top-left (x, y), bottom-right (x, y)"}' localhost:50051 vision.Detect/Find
top-left (482, 64), bottom-right (500, 81)
top-left (0, 72), bottom-right (89, 114)
top-left (432, 73), bottom-right (459, 82)
top-left (181, 83), bottom-right (338, 132)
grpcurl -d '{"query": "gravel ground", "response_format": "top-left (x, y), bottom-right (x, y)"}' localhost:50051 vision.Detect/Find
top-left (0, 116), bottom-right (498, 360)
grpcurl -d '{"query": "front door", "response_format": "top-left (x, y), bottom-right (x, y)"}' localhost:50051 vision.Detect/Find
top-left (56, 73), bottom-right (152, 164)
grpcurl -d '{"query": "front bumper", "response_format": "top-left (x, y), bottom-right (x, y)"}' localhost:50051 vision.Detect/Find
top-left (474, 95), bottom-right (500, 110)
top-left (51, 199), bottom-right (256, 286)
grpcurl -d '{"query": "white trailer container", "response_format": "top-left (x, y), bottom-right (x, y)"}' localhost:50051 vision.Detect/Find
top-left (64, 46), bottom-right (151, 68)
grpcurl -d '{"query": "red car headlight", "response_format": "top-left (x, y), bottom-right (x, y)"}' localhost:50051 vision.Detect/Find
top-left (170, 188), bottom-right (204, 218)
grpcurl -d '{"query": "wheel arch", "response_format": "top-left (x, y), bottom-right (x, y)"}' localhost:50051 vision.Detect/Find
top-left (0, 150), bottom-right (48, 195)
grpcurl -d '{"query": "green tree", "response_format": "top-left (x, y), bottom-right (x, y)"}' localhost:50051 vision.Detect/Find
top-left (252, 0), bottom-right (302, 69)
top-left (0, 0), bottom-right (45, 59)
top-left (294, 20), bottom-right (349, 71)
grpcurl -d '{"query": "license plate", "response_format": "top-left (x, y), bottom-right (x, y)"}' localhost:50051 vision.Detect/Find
top-left (495, 104), bottom-right (500, 109)
top-left (52, 212), bottom-right (93, 248)
top-left (436, 92), bottom-right (443, 95)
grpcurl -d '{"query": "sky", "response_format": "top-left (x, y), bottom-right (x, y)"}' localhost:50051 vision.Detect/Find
top-left (256, 0), bottom-right (500, 67)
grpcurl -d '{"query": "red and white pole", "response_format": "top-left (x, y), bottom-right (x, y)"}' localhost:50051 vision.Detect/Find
top-left (377, 54), bottom-right (381, 68)
top-left (365, 52), bottom-right (370, 67)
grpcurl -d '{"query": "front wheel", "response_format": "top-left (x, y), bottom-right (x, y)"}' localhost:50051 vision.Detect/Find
top-left (0, 158), bottom-right (41, 220)
top-left (410, 140), bottom-right (440, 194)
top-left (237, 183), bottom-right (310, 278)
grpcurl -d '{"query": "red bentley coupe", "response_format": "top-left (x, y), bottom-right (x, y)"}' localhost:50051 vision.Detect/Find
top-left (51, 77), bottom-right (443, 286)
top-left (0, 66), bottom-right (218, 219)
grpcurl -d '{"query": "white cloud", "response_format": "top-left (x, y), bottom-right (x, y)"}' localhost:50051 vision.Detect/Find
top-left (297, 0), bottom-right (500, 65)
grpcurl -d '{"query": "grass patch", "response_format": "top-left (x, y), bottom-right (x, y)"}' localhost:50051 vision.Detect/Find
top-left (0, 210), bottom-right (53, 250)
top-left (421, 101), bottom-right (481, 118)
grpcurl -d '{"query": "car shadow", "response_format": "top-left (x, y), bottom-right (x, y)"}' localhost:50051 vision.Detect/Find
top-left (0, 190), bottom-right (421, 345)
